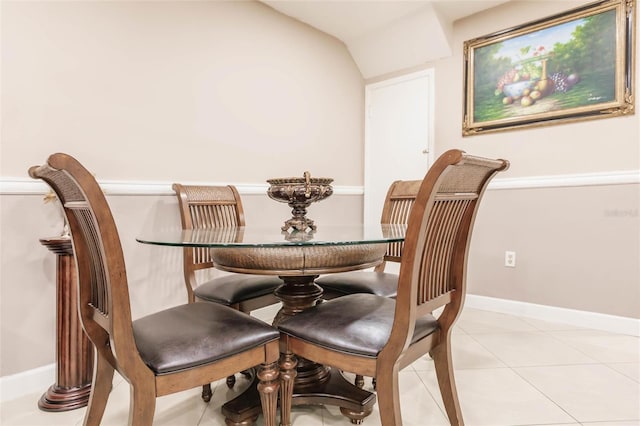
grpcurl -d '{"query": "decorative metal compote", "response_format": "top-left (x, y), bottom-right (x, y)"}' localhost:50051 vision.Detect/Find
top-left (267, 171), bottom-right (333, 232)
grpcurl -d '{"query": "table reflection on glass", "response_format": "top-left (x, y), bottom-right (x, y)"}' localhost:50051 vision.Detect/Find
top-left (137, 224), bottom-right (405, 425)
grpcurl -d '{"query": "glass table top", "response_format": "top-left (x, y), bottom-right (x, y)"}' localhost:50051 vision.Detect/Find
top-left (136, 224), bottom-right (406, 248)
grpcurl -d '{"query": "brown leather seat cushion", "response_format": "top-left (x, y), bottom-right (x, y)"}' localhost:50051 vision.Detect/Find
top-left (278, 293), bottom-right (438, 358)
top-left (194, 275), bottom-right (282, 305)
top-left (316, 271), bottom-right (398, 298)
top-left (133, 303), bottom-right (279, 375)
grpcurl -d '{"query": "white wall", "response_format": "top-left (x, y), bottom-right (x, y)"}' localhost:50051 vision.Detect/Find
top-left (1, 0), bottom-right (363, 183)
top-left (0, 0), bottom-right (364, 377)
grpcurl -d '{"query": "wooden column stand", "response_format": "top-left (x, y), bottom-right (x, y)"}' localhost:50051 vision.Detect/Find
top-left (38, 236), bottom-right (93, 412)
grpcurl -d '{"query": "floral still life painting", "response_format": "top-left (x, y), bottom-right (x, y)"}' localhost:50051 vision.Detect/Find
top-left (463, 0), bottom-right (635, 135)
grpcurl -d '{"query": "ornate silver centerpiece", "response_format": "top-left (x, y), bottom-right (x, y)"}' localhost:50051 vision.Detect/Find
top-left (267, 171), bottom-right (333, 232)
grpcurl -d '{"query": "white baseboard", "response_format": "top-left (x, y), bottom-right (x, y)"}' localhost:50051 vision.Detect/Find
top-left (0, 363), bottom-right (55, 403)
top-left (2, 296), bottom-right (638, 403)
top-left (466, 294), bottom-right (640, 336)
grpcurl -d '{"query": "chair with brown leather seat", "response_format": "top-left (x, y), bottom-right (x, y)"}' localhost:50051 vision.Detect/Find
top-left (173, 183), bottom-right (283, 395)
top-left (30, 153), bottom-right (281, 426)
top-left (316, 179), bottom-right (421, 300)
top-left (316, 179), bottom-right (420, 388)
top-left (278, 149), bottom-right (509, 426)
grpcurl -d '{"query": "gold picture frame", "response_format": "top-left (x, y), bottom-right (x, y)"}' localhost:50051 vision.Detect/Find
top-left (463, 0), bottom-right (635, 136)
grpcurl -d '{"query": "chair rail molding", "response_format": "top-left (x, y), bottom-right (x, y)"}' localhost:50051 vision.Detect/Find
top-left (488, 169), bottom-right (640, 190)
top-left (1, 170), bottom-right (639, 196)
top-left (0, 178), bottom-right (363, 196)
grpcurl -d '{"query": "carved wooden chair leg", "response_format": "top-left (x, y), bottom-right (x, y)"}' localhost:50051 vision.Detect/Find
top-left (225, 375), bottom-right (236, 388)
top-left (353, 375), bottom-right (376, 390)
top-left (279, 351), bottom-right (297, 426)
top-left (257, 361), bottom-right (280, 426)
top-left (201, 384), bottom-right (213, 402)
top-left (373, 368), bottom-right (402, 426)
top-left (83, 352), bottom-right (114, 426)
top-left (129, 380), bottom-right (157, 425)
top-left (431, 342), bottom-right (463, 426)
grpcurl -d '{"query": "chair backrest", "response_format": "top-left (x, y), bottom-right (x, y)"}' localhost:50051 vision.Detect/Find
top-left (377, 180), bottom-right (421, 269)
top-left (29, 153), bottom-right (144, 375)
top-left (172, 184), bottom-right (246, 302)
top-left (387, 149), bottom-right (509, 356)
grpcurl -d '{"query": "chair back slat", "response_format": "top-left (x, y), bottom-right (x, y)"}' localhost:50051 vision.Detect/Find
top-left (190, 204), bottom-right (239, 229)
top-left (173, 184), bottom-right (247, 301)
top-left (72, 206), bottom-right (110, 316)
top-left (380, 180), bottom-right (421, 263)
top-left (175, 184), bottom-right (245, 270)
top-left (418, 197), bottom-right (474, 304)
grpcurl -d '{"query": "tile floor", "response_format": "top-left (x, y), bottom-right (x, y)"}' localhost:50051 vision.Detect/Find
top-left (1, 306), bottom-right (638, 426)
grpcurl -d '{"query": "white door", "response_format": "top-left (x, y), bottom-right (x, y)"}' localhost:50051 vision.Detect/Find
top-left (364, 69), bottom-right (434, 225)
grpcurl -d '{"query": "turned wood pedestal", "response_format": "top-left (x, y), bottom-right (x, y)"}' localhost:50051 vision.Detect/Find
top-left (38, 236), bottom-right (93, 412)
top-left (210, 245), bottom-right (386, 425)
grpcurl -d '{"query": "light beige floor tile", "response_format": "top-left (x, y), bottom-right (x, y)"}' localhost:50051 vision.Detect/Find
top-left (288, 405), bottom-right (324, 426)
top-left (151, 389), bottom-right (209, 426)
top-left (451, 333), bottom-right (508, 370)
top-left (96, 377), bottom-right (209, 426)
top-left (519, 316), bottom-right (590, 331)
top-left (2, 311), bottom-right (636, 426)
top-left (251, 303), bottom-right (281, 325)
top-left (0, 391), bottom-right (85, 426)
top-left (418, 367), bottom-right (576, 426)
top-left (411, 333), bottom-right (507, 372)
top-left (515, 364), bottom-right (640, 422)
top-left (607, 362), bottom-right (640, 382)
top-left (411, 354), bottom-right (436, 371)
top-left (471, 331), bottom-right (598, 366)
top-left (323, 371), bottom-right (449, 426)
top-left (548, 329), bottom-right (640, 363)
top-left (456, 309), bottom-right (540, 334)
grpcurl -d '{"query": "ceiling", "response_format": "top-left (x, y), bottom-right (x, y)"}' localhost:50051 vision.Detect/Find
top-left (260, 1), bottom-right (510, 78)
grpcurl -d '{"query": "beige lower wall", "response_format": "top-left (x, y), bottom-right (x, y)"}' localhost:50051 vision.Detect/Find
top-left (2, 180), bottom-right (638, 377)
top-left (0, 190), bottom-right (363, 377)
top-left (469, 184), bottom-right (640, 318)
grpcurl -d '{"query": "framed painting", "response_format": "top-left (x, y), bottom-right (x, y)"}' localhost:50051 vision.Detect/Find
top-left (463, 0), bottom-right (635, 136)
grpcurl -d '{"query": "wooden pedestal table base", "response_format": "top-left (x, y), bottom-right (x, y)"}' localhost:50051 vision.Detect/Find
top-left (38, 236), bottom-right (93, 412)
top-left (222, 275), bottom-right (376, 426)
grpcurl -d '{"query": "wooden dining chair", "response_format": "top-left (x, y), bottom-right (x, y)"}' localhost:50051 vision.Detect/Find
top-left (173, 183), bottom-right (282, 309)
top-left (316, 179), bottom-right (421, 300)
top-left (316, 179), bottom-right (420, 388)
top-left (173, 183), bottom-right (283, 396)
top-left (278, 149), bottom-right (509, 426)
top-left (30, 153), bottom-right (281, 426)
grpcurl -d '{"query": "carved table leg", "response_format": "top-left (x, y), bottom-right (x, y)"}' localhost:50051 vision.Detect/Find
top-left (222, 275), bottom-right (376, 425)
top-left (38, 237), bottom-right (93, 412)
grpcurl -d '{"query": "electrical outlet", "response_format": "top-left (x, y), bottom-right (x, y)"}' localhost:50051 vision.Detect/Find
top-left (505, 251), bottom-right (516, 268)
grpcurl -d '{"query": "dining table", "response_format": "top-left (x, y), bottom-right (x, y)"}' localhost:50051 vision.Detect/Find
top-left (137, 223), bottom-right (405, 425)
